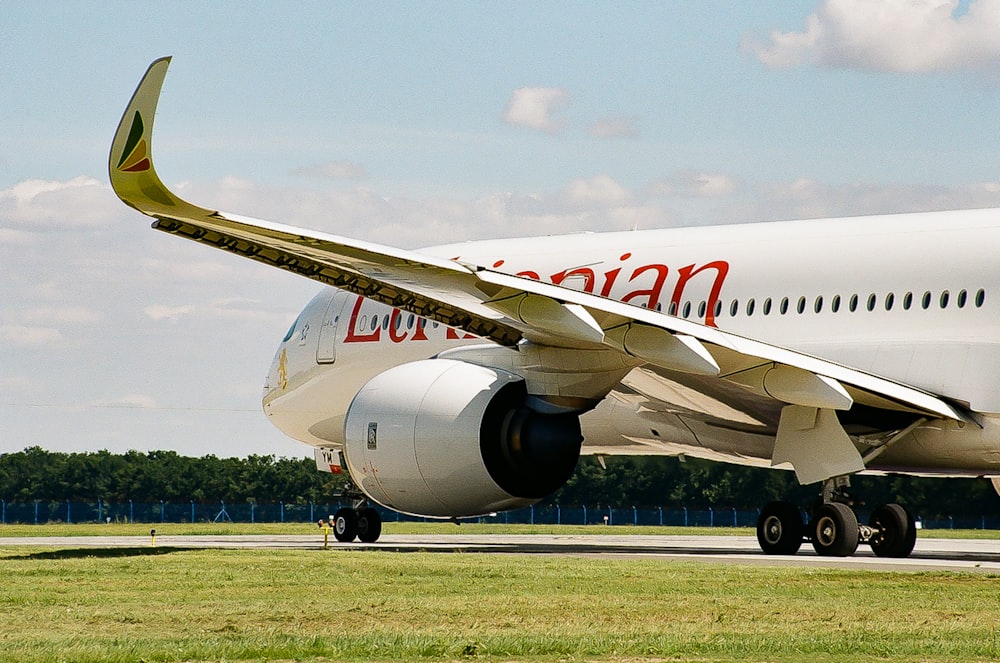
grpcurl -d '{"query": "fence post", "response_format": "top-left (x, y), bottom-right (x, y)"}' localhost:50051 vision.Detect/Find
top-left (683, 506), bottom-right (688, 527)
top-left (530, 504), bottom-right (534, 525)
top-left (1, 499), bottom-right (5, 525)
top-left (733, 507), bottom-right (737, 527)
top-left (97, 498), bottom-right (102, 523)
top-left (949, 515), bottom-right (954, 529)
top-left (160, 500), bottom-right (165, 523)
top-left (251, 502), bottom-right (255, 524)
top-left (583, 504), bottom-right (587, 525)
top-left (608, 506), bottom-right (612, 526)
top-left (308, 501), bottom-right (313, 523)
top-left (658, 506), bottom-right (663, 526)
top-left (557, 504), bottom-right (561, 525)
top-left (34, 499), bottom-right (39, 525)
top-left (129, 499), bottom-right (133, 524)
top-left (281, 501), bottom-right (285, 524)
top-left (66, 499), bottom-right (71, 524)
top-left (709, 507), bottom-right (714, 527)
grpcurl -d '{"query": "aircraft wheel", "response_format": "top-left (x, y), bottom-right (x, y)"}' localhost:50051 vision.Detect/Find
top-left (333, 507), bottom-right (358, 542)
top-left (810, 502), bottom-right (859, 557)
top-left (756, 501), bottom-right (804, 555)
top-left (357, 507), bottom-right (383, 543)
top-left (869, 503), bottom-right (916, 558)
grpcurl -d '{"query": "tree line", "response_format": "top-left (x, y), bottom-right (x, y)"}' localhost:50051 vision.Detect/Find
top-left (1, 446), bottom-right (997, 516)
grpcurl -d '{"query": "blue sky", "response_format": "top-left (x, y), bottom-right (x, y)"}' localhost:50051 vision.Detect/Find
top-left (3, 1), bottom-right (1000, 458)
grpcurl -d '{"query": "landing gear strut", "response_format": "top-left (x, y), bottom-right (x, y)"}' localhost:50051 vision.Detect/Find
top-left (332, 483), bottom-right (383, 543)
top-left (756, 477), bottom-right (917, 558)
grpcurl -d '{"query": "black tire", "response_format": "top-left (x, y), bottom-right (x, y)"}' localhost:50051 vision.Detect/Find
top-left (756, 501), bottom-right (804, 555)
top-left (810, 502), bottom-right (859, 557)
top-left (356, 507), bottom-right (383, 543)
top-left (869, 503), bottom-right (916, 558)
top-left (333, 507), bottom-right (358, 542)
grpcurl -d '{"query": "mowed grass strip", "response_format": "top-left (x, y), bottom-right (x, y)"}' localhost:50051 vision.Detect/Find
top-left (0, 547), bottom-right (997, 662)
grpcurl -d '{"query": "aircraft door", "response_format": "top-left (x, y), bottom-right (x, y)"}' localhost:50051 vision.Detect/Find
top-left (316, 290), bottom-right (349, 364)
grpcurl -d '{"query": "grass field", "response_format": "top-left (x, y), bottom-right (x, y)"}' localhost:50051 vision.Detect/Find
top-left (0, 528), bottom-right (998, 662)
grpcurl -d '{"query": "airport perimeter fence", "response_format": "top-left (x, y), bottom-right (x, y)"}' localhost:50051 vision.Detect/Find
top-left (1, 499), bottom-right (998, 530)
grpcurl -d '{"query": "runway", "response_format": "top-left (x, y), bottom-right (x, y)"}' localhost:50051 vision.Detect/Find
top-left (1, 533), bottom-right (997, 572)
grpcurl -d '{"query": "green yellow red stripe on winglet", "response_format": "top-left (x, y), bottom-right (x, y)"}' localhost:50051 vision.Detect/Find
top-left (116, 111), bottom-right (150, 172)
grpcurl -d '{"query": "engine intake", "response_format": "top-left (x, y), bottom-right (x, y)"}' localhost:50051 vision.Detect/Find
top-left (343, 359), bottom-right (582, 517)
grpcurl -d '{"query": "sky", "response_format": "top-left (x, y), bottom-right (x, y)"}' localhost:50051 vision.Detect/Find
top-left (3, 1), bottom-right (1000, 459)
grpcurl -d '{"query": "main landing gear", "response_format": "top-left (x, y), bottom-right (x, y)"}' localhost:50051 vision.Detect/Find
top-left (756, 479), bottom-right (917, 558)
top-left (331, 483), bottom-right (383, 543)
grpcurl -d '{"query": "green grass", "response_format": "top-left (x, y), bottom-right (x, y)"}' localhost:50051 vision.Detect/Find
top-left (1, 521), bottom-right (998, 539)
top-left (0, 545), bottom-right (997, 662)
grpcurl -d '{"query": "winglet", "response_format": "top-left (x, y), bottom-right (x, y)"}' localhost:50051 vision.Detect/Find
top-left (109, 57), bottom-right (210, 219)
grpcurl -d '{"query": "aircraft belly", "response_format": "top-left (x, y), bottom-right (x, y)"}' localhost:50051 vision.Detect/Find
top-left (873, 416), bottom-right (1000, 475)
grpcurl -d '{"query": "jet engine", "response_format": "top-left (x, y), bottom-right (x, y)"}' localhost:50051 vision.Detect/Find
top-left (343, 359), bottom-right (583, 517)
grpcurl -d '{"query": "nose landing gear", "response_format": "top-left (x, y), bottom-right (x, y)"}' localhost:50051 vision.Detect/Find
top-left (332, 483), bottom-right (383, 543)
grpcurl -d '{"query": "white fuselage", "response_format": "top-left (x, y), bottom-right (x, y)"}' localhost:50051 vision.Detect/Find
top-left (262, 209), bottom-right (1000, 478)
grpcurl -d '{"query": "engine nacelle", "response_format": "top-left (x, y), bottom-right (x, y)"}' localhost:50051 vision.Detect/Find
top-left (343, 359), bottom-right (582, 517)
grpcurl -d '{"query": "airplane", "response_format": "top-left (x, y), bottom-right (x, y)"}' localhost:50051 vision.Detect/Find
top-left (110, 57), bottom-right (1000, 558)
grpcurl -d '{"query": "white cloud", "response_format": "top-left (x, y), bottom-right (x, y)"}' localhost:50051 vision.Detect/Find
top-left (87, 394), bottom-right (160, 409)
top-left (8, 306), bottom-right (103, 326)
top-left (0, 176), bottom-right (124, 228)
top-left (757, 178), bottom-right (1000, 219)
top-left (292, 161), bottom-right (367, 180)
top-left (144, 304), bottom-right (195, 322)
top-left (503, 87), bottom-right (570, 132)
top-left (647, 171), bottom-right (741, 198)
top-left (561, 175), bottom-right (632, 208)
top-left (0, 325), bottom-right (64, 347)
top-left (588, 117), bottom-right (638, 139)
top-left (743, 0), bottom-right (1000, 73)
top-left (0, 228), bottom-right (37, 245)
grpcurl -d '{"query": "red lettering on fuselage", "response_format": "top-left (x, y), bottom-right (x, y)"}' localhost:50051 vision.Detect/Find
top-left (670, 261), bottom-right (729, 328)
top-left (344, 296), bottom-right (380, 343)
top-left (343, 254), bottom-right (731, 345)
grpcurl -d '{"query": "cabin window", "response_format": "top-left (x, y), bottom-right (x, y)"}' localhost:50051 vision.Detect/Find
top-left (730, 299), bottom-right (739, 317)
top-left (746, 299), bottom-right (756, 316)
top-left (796, 296), bottom-right (806, 314)
top-left (957, 290), bottom-right (967, 308)
top-left (940, 290), bottom-right (950, 308)
top-left (831, 295), bottom-right (841, 313)
top-left (779, 297), bottom-right (789, 315)
top-left (669, 301), bottom-right (678, 316)
top-left (884, 293), bottom-right (894, 311)
top-left (698, 301), bottom-right (707, 318)
top-left (763, 298), bottom-right (773, 315)
top-left (814, 296), bottom-right (823, 313)
top-left (849, 294), bottom-right (859, 312)
top-left (866, 293), bottom-right (877, 312)
top-left (683, 301), bottom-right (692, 318)
top-left (976, 289), bottom-right (986, 307)
top-left (407, 314), bottom-right (415, 329)
top-left (371, 316), bottom-right (379, 332)
top-left (922, 291), bottom-right (932, 309)
top-left (902, 292), bottom-right (913, 310)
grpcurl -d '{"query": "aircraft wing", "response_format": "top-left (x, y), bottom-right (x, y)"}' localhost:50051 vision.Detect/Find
top-left (111, 58), bottom-right (972, 435)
